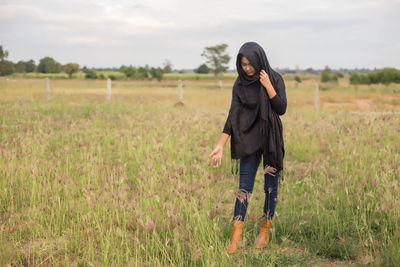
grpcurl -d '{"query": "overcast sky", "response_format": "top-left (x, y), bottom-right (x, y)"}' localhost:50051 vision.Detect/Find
top-left (1, 0), bottom-right (399, 70)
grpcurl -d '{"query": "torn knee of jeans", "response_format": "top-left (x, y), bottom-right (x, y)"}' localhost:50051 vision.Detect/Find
top-left (274, 197), bottom-right (278, 203)
top-left (264, 187), bottom-right (273, 194)
top-left (236, 189), bottom-right (251, 204)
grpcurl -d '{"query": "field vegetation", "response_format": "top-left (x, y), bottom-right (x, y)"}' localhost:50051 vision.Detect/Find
top-left (0, 76), bottom-right (399, 266)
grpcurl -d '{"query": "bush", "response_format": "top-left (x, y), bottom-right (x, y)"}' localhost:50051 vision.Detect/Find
top-left (85, 69), bottom-right (98, 79)
top-left (124, 66), bottom-right (136, 78)
top-left (195, 64), bottom-right (210, 74)
top-left (136, 67), bottom-right (148, 79)
top-left (349, 68), bottom-right (400, 85)
top-left (294, 75), bottom-right (302, 83)
top-left (149, 67), bottom-right (164, 81)
top-left (108, 74), bottom-right (117, 80)
top-left (321, 71), bottom-right (338, 83)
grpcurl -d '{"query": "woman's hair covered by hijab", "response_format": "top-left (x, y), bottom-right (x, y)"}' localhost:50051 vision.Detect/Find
top-left (236, 42), bottom-right (281, 88)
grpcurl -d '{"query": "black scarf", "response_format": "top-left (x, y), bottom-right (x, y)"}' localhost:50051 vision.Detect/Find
top-left (230, 42), bottom-right (286, 175)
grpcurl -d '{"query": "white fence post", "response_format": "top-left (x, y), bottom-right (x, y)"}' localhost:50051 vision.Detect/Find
top-left (314, 82), bottom-right (319, 111)
top-left (45, 78), bottom-right (50, 100)
top-left (107, 78), bottom-right (112, 100)
top-left (218, 79), bottom-right (223, 89)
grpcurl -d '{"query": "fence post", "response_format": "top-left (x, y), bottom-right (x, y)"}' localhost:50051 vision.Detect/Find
top-left (314, 82), bottom-right (319, 111)
top-left (45, 77), bottom-right (50, 100)
top-left (218, 79), bottom-right (223, 89)
top-left (107, 78), bottom-right (112, 100)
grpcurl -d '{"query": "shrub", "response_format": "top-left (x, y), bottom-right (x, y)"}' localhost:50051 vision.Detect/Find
top-left (321, 71), bottom-right (338, 83)
top-left (149, 67), bottom-right (164, 81)
top-left (85, 69), bottom-right (98, 79)
top-left (108, 74), bottom-right (117, 80)
top-left (195, 64), bottom-right (210, 74)
top-left (349, 68), bottom-right (400, 85)
top-left (136, 67), bottom-right (148, 79)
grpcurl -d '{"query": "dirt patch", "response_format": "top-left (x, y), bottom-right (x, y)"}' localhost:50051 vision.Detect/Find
top-left (323, 99), bottom-right (373, 109)
top-left (354, 99), bottom-right (373, 108)
top-left (323, 102), bottom-right (353, 108)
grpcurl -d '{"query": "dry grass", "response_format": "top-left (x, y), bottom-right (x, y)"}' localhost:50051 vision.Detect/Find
top-left (0, 76), bottom-right (399, 266)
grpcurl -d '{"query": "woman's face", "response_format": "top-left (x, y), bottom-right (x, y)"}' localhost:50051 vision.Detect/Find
top-left (241, 56), bottom-right (256, 76)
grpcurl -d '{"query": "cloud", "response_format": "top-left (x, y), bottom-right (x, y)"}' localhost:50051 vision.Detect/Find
top-left (1, 0), bottom-right (399, 69)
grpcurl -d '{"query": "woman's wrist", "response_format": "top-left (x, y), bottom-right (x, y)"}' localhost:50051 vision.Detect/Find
top-left (218, 133), bottom-right (230, 147)
top-left (265, 84), bottom-right (277, 99)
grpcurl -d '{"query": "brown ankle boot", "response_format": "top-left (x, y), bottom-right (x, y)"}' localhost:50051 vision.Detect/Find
top-left (255, 218), bottom-right (273, 248)
top-left (227, 220), bottom-right (243, 254)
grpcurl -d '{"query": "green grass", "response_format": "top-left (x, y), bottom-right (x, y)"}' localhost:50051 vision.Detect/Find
top-left (0, 77), bottom-right (399, 266)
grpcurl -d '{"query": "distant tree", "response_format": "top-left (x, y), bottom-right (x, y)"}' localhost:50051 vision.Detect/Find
top-left (195, 64), bottom-right (210, 74)
top-left (163, 59), bottom-right (173, 73)
top-left (82, 66), bottom-right (88, 73)
top-left (201, 43), bottom-right (230, 77)
top-left (0, 60), bottom-right (14, 76)
top-left (125, 66), bottom-right (137, 78)
top-left (119, 65), bottom-right (127, 73)
top-left (37, 57), bottom-right (61, 73)
top-left (150, 67), bottom-right (164, 81)
top-left (119, 65), bottom-right (136, 78)
top-left (0, 45), bottom-right (14, 76)
top-left (85, 69), bottom-right (98, 79)
top-left (136, 67), bottom-right (149, 79)
top-left (63, 63), bottom-right (79, 78)
top-left (14, 61), bottom-right (26, 73)
top-left (0, 45), bottom-right (9, 61)
top-left (25, 60), bottom-right (36, 72)
top-left (13, 60), bottom-right (36, 73)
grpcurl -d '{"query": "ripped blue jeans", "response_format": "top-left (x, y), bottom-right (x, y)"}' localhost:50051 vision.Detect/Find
top-left (233, 148), bottom-right (279, 221)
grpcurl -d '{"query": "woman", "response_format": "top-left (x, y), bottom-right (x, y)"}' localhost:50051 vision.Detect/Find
top-left (209, 42), bottom-right (287, 254)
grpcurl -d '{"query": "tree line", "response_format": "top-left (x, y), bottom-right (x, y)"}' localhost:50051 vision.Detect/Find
top-left (0, 46), bottom-right (167, 81)
top-left (0, 44), bottom-right (232, 80)
top-left (349, 68), bottom-right (400, 85)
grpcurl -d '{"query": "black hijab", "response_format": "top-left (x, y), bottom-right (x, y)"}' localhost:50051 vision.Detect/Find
top-left (230, 42), bottom-right (286, 175)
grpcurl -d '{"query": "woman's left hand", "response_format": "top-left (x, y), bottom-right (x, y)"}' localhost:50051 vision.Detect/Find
top-left (260, 69), bottom-right (277, 99)
top-left (259, 69), bottom-right (273, 89)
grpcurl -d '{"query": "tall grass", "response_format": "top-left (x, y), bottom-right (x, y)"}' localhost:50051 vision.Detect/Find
top-left (0, 77), bottom-right (399, 266)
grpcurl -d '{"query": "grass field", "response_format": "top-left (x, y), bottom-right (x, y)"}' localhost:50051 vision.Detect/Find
top-left (0, 77), bottom-right (399, 266)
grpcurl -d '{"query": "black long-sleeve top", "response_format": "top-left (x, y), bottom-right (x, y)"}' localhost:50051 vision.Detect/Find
top-left (222, 81), bottom-right (287, 136)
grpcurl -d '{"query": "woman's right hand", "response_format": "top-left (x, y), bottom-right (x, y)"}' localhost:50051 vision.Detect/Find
top-left (209, 144), bottom-right (223, 168)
